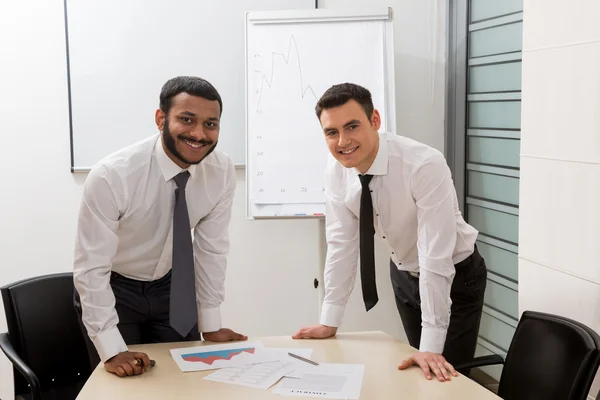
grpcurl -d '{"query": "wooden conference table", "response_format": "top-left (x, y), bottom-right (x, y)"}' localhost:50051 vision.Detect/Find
top-left (76, 331), bottom-right (500, 399)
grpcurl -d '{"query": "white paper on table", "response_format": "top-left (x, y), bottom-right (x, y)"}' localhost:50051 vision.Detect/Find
top-left (272, 363), bottom-right (365, 399)
top-left (203, 360), bottom-right (296, 389)
top-left (170, 341), bottom-right (279, 372)
top-left (203, 348), bottom-right (314, 389)
top-left (263, 348), bottom-right (315, 378)
top-left (284, 370), bottom-right (306, 379)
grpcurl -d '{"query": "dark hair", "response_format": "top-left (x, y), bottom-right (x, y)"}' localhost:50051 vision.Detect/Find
top-left (315, 83), bottom-right (374, 120)
top-left (159, 76), bottom-right (223, 115)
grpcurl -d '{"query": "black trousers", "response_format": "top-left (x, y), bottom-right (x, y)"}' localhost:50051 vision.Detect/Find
top-left (74, 270), bottom-right (201, 369)
top-left (390, 245), bottom-right (487, 369)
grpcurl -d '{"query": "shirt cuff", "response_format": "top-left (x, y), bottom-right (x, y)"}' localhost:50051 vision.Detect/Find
top-left (419, 326), bottom-right (447, 354)
top-left (319, 303), bottom-right (345, 327)
top-left (93, 327), bottom-right (128, 363)
top-left (198, 306), bottom-right (222, 333)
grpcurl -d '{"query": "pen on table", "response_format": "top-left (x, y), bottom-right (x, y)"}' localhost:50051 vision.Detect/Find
top-left (134, 359), bottom-right (156, 367)
top-left (288, 352), bottom-right (319, 366)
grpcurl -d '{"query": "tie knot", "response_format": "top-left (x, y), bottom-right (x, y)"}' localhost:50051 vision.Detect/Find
top-left (358, 174), bottom-right (373, 188)
top-left (173, 171), bottom-right (190, 189)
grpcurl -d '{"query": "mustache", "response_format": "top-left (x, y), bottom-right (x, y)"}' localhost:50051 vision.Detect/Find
top-left (178, 136), bottom-right (213, 146)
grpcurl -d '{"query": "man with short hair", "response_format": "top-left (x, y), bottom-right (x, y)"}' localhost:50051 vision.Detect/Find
top-left (293, 83), bottom-right (487, 382)
top-left (74, 76), bottom-right (246, 378)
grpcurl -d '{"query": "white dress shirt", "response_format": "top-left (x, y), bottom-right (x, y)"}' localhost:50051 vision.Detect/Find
top-left (73, 134), bottom-right (236, 362)
top-left (320, 132), bottom-right (478, 354)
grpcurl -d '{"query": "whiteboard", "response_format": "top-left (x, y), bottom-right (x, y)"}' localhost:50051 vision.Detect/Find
top-left (245, 8), bottom-right (396, 218)
top-left (64, 0), bottom-right (315, 171)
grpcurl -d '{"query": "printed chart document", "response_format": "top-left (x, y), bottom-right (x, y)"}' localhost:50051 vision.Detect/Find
top-left (170, 342), bottom-right (279, 372)
top-left (204, 348), bottom-right (314, 389)
top-left (272, 363), bottom-right (365, 399)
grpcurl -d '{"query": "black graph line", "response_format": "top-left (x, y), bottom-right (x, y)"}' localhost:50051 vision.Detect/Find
top-left (255, 35), bottom-right (318, 107)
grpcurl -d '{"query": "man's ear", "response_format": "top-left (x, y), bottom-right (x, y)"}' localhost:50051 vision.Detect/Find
top-left (155, 109), bottom-right (165, 131)
top-left (371, 109), bottom-right (381, 131)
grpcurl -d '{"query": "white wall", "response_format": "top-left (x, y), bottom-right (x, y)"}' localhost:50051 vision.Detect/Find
top-left (320, 0), bottom-right (447, 151)
top-left (519, 1), bottom-right (600, 398)
top-left (0, 0), bottom-right (446, 397)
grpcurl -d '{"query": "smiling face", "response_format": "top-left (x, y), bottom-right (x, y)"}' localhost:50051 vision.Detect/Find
top-left (155, 92), bottom-right (220, 168)
top-left (320, 99), bottom-right (381, 173)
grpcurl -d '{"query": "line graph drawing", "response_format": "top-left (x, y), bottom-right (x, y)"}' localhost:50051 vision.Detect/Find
top-left (255, 34), bottom-right (318, 107)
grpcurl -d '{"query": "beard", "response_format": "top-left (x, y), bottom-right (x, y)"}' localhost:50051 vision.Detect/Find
top-left (162, 119), bottom-right (217, 165)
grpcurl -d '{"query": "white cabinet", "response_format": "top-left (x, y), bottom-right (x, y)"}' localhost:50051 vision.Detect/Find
top-left (223, 173), bottom-right (405, 341)
top-left (221, 176), bottom-right (322, 336)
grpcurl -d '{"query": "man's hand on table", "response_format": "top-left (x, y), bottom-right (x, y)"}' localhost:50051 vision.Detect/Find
top-left (104, 351), bottom-right (151, 377)
top-left (292, 324), bottom-right (337, 339)
top-left (291, 325), bottom-right (458, 382)
top-left (398, 351), bottom-right (458, 382)
top-left (203, 328), bottom-right (248, 342)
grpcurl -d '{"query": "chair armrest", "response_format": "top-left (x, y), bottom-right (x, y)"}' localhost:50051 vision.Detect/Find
top-left (454, 354), bottom-right (505, 371)
top-left (0, 333), bottom-right (42, 400)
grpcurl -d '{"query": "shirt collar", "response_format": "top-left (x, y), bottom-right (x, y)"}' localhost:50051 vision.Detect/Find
top-left (154, 135), bottom-right (197, 181)
top-left (354, 133), bottom-right (389, 176)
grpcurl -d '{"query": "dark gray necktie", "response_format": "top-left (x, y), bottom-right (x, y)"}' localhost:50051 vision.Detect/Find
top-left (169, 171), bottom-right (198, 337)
top-left (359, 174), bottom-right (378, 311)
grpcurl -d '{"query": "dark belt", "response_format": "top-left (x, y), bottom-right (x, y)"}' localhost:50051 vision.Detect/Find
top-left (110, 270), bottom-right (172, 286)
top-left (455, 245), bottom-right (478, 269)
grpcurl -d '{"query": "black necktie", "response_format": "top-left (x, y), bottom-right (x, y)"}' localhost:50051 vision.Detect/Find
top-left (358, 174), bottom-right (378, 311)
top-left (170, 171), bottom-right (198, 337)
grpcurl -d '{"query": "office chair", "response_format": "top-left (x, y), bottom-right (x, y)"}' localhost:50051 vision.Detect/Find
top-left (0, 273), bottom-right (92, 400)
top-left (455, 310), bottom-right (600, 400)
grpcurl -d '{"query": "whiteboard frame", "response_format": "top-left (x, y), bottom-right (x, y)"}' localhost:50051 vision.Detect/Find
top-left (245, 7), bottom-right (396, 219)
top-left (63, 0), bottom-right (315, 173)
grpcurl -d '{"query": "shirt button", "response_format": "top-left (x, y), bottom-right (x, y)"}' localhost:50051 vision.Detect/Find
top-left (376, 213), bottom-right (379, 216)
top-left (383, 236), bottom-right (386, 239)
top-left (370, 190), bottom-right (373, 193)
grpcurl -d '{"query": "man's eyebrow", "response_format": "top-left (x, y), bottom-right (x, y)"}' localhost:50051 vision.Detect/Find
top-left (323, 119), bottom-right (361, 132)
top-left (178, 111), bottom-right (219, 121)
top-left (343, 119), bottom-right (361, 128)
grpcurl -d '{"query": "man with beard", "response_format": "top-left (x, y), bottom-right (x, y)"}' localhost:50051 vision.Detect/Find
top-left (73, 76), bottom-right (246, 378)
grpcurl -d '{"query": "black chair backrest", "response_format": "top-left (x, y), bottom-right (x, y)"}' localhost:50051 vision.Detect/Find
top-left (499, 311), bottom-right (600, 400)
top-left (1, 273), bottom-right (92, 393)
